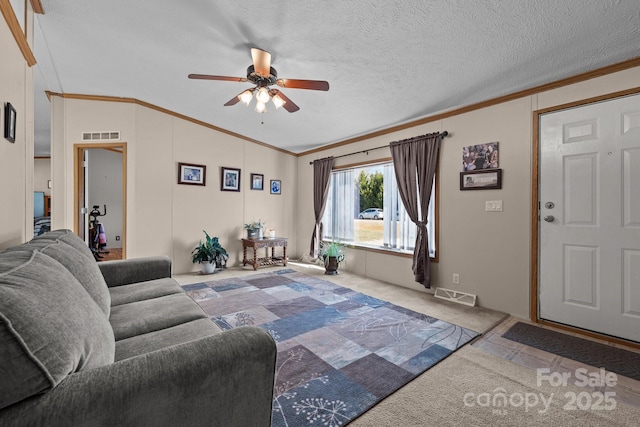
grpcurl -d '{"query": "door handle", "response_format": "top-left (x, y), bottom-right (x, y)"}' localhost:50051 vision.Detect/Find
top-left (544, 215), bottom-right (555, 222)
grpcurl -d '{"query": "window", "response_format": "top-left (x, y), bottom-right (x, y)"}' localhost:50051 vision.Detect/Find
top-left (322, 161), bottom-right (436, 257)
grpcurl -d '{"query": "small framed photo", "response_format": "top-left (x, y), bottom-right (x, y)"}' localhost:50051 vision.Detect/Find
top-left (270, 179), bottom-right (281, 195)
top-left (221, 167), bottom-right (241, 192)
top-left (178, 162), bottom-right (206, 186)
top-left (4, 102), bottom-right (17, 143)
top-left (460, 169), bottom-right (502, 190)
top-left (250, 173), bottom-right (264, 190)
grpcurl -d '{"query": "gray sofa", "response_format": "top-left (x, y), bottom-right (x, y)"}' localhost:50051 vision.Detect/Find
top-left (0, 229), bottom-right (277, 426)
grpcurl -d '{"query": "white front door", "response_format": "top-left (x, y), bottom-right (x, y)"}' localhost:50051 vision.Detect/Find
top-left (539, 92), bottom-right (640, 343)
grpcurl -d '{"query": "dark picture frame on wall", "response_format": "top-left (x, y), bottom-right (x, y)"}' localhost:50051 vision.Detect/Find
top-left (4, 102), bottom-right (17, 143)
top-left (460, 169), bottom-right (502, 190)
top-left (177, 162), bottom-right (206, 186)
top-left (221, 167), bottom-right (241, 192)
top-left (270, 179), bottom-right (281, 195)
top-left (462, 142), bottom-right (499, 171)
top-left (250, 173), bottom-right (264, 190)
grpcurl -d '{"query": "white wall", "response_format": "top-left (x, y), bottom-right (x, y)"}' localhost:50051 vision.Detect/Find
top-left (50, 99), bottom-right (297, 273)
top-left (34, 158), bottom-right (51, 195)
top-left (296, 66), bottom-right (640, 318)
top-left (48, 61), bottom-right (640, 318)
top-left (0, 5), bottom-right (34, 249)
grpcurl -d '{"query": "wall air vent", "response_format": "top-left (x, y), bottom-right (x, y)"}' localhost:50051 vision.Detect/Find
top-left (81, 131), bottom-right (121, 141)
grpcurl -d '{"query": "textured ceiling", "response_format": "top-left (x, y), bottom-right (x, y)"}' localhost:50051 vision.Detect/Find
top-left (33, 0), bottom-right (640, 156)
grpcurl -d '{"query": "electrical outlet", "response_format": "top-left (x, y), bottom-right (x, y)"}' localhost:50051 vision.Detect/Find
top-left (452, 273), bottom-right (460, 284)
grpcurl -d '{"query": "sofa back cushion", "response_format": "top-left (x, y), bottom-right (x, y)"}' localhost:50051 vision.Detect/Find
top-left (29, 229), bottom-right (110, 315)
top-left (0, 250), bottom-right (115, 410)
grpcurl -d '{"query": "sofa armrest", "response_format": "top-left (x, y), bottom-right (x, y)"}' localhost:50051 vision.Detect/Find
top-left (0, 326), bottom-right (277, 427)
top-left (98, 256), bottom-right (172, 287)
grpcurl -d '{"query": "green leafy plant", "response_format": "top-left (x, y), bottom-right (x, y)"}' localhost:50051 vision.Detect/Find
top-left (318, 241), bottom-right (345, 265)
top-left (191, 231), bottom-right (229, 267)
top-left (243, 219), bottom-right (266, 230)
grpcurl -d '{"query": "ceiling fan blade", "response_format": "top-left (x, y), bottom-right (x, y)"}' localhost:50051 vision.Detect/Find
top-left (188, 74), bottom-right (247, 82)
top-left (269, 89), bottom-right (300, 113)
top-left (223, 94), bottom-right (242, 107)
top-left (251, 48), bottom-right (272, 76)
top-left (276, 78), bottom-right (329, 91)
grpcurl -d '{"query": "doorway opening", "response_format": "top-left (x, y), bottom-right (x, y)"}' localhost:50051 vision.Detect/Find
top-left (74, 143), bottom-right (127, 260)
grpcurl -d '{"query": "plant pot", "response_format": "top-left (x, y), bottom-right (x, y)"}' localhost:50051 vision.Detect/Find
top-left (200, 261), bottom-right (216, 274)
top-left (324, 256), bottom-right (340, 275)
top-left (247, 229), bottom-right (258, 239)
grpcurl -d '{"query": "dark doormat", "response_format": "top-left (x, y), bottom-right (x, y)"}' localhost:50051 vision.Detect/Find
top-left (503, 322), bottom-right (640, 381)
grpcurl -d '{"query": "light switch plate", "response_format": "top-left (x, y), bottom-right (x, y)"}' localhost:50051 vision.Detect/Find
top-left (485, 200), bottom-right (503, 211)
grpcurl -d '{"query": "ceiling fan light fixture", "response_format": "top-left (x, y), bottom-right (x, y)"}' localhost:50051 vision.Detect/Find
top-left (239, 89), bottom-right (254, 105)
top-left (255, 101), bottom-right (267, 113)
top-left (189, 47), bottom-right (328, 114)
top-left (256, 87), bottom-right (270, 104)
top-left (272, 94), bottom-right (285, 109)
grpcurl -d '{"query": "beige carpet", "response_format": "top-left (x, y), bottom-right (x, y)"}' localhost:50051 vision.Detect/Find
top-left (175, 264), bottom-right (639, 425)
top-left (281, 263), bottom-right (507, 334)
top-left (175, 262), bottom-right (507, 334)
top-left (350, 345), bottom-right (640, 426)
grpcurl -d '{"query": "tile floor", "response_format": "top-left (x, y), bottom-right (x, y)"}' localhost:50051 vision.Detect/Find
top-left (472, 315), bottom-right (640, 408)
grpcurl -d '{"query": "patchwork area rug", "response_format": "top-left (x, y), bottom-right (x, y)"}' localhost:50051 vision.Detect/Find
top-left (503, 322), bottom-right (640, 381)
top-left (183, 269), bottom-right (478, 426)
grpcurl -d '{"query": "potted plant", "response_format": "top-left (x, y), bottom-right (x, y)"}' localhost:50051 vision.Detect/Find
top-left (319, 241), bottom-right (345, 275)
top-left (191, 230), bottom-right (229, 274)
top-left (244, 219), bottom-right (266, 239)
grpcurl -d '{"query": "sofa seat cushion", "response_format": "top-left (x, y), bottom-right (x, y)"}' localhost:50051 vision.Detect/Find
top-left (109, 277), bottom-right (183, 307)
top-left (0, 251), bottom-right (115, 410)
top-left (7, 239), bottom-right (111, 318)
top-left (114, 318), bottom-right (222, 361)
top-left (109, 293), bottom-right (208, 341)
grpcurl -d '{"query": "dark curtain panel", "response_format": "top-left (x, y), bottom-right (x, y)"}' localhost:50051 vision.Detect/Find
top-left (309, 157), bottom-right (334, 258)
top-left (390, 132), bottom-right (442, 287)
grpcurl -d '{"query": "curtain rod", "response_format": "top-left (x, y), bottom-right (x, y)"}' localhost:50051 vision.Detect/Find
top-left (309, 131), bottom-right (448, 165)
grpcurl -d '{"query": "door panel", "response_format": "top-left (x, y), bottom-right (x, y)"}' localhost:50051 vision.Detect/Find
top-left (623, 148), bottom-right (640, 226)
top-left (539, 93), bottom-right (640, 343)
top-left (563, 153), bottom-right (598, 225)
top-left (563, 244), bottom-right (598, 307)
top-left (623, 249), bottom-right (640, 316)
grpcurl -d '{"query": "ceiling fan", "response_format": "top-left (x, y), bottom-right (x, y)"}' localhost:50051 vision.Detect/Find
top-left (188, 47), bottom-right (329, 113)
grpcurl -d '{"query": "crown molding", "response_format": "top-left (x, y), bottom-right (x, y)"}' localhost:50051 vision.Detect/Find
top-left (0, 0), bottom-right (36, 66)
top-left (45, 92), bottom-right (297, 156)
top-left (31, 0), bottom-right (44, 14)
top-left (298, 56), bottom-right (640, 157)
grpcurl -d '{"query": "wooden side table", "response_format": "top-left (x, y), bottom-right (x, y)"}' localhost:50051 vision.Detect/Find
top-left (242, 237), bottom-right (288, 271)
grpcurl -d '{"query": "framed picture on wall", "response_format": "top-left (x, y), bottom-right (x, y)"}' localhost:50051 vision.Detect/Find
top-left (177, 162), bottom-right (206, 186)
top-left (462, 142), bottom-right (499, 171)
top-left (221, 167), bottom-right (241, 192)
top-left (4, 102), bottom-right (16, 143)
top-left (460, 169), bottom-right (502, 190)
top-left (270, 179), bottom-right (281, 195)
top-left (250, 173), bottom-right (264, 190)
